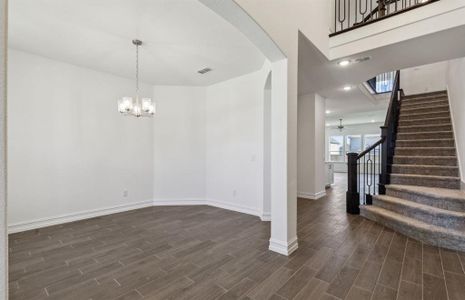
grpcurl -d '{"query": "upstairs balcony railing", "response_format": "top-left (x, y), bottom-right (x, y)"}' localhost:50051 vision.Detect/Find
top-left (331, 0), bottom-right (439, 36)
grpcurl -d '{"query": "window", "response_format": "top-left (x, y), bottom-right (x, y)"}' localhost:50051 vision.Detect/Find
top-left (328, 133), bottom-right (381, 162)
top-left (364, 134), bottom-right (381, 150)
top-left (329, 136), bottom-right (344, 162)
top-left (346, 135), bottom-right (362, 153)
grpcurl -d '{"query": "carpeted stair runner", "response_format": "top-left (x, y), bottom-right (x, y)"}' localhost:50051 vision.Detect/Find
top-left (360, 91), bottom-right (465, 251)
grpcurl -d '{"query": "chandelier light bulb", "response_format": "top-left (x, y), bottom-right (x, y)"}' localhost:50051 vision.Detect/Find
top-left (117, 39), bottom-right (155, 118)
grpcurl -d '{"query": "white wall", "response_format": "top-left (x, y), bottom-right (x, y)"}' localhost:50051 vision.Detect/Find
top-left (153, 86), bottom-right (206, 201)
top-left (446, 58), bottom-right (465, 186)
top-left (151, 66), bottom-right (272, 219)
top-left (401, 62), bottom-right (447, 95)
top-left (206, 66), bottom-right (270, 217)
top-left (0, 0), bottom-right (6, 295)
top-left (297, 93), bottom-right (326, 199)
top-left (8, 50), bottom-right (154, 229)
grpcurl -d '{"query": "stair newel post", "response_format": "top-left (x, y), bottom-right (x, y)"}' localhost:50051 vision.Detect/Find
top-left (346, 153), bottom-right (360, 214)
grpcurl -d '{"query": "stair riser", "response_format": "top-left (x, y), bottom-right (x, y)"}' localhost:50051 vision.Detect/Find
top-left (395, 148), bottom-right (456, 156)
top-left (398, 125), bottom-right (452, 133)
top-left (393, 156), bottom-right (457, 166)
top-left (401, 100), bottom-right (448, 109)
top-left (390, 175), bottom-right (461, 189)
top-left (391, 165), bottom-right (459, 177)
top-left (372, 198), bottom-right (465, 231)
top-left (397, 132), bottom-right (454, 140)
top-left (398, 118), bottom-right (451, 127)
top-left (386, 188), bottom-right (465, 213)
top-left (402, 95), bottom-right (447, 102)
top-left (400, 106), bottom-right (449, 115)
top-left (399, 111), bottom-right (450, 121)
top-left (396, 140), bottom-right (454, 147)
top-left (402, 91), bottom-right (447, 99)
top-left (360, 207), bottom-right (465, 251)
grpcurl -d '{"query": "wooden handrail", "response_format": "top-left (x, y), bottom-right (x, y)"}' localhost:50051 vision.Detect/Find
top-left (346, 70), bottom-right (401, 214)
top-left (357, 137), bottom-right (385, 159)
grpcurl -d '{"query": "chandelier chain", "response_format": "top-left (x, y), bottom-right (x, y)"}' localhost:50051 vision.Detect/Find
top-left (135, 43), bottom-right (139, 94)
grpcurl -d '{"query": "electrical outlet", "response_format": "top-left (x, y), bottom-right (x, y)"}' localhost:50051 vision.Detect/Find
top-left (123, 190), bottom-right (128, 197)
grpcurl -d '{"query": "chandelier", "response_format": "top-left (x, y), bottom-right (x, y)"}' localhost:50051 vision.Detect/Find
top-left (117, 39), bottom-right (155, 117)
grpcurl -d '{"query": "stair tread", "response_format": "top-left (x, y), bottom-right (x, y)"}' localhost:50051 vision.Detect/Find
top-left (391, 173), bottom-right (460, 180)
top-left (397, 131), bottom-right (453, 135)
top-left (395, 147), bottom-right (455, 149)
top-left (394, 155), bottom-right (456, 158)
top-left (402, 100), bottom-right (448, 107)
top-left (373, 195), bottom-right (465, 218)
top-left (402, 91), bottom-right (447, 98)
top-left (398, 124), bottom-right (451, 129)
top-left (387, 184), bottom-right (465, 201)
top-left (391, 164), bottom-right (459, 169)
top-left (399, 110), bottom-right (449, 116)
top-left (397, 138), bottom-right (454, 142)
top-left (401, 104), bottom-right (449, 111)
top-left (361, 206), bottom-right (465, 237)
top-left (399, 117), bottom-right (450, 122)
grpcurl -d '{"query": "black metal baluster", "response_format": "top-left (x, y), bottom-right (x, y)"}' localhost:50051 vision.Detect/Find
top-left (348, 0), bottom-right (351, 29)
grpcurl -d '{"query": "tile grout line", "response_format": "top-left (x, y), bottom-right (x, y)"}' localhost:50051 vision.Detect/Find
top-left (348, 221), bottom-right (383, 297)
top-left (421, 242), bottom-right (424, 300)
top-left (438, 249), bottom-right (451, 300)
top-left (395, 236), bottom-right (408, 300)
top-left (370, 228), bottom-right (395, 300)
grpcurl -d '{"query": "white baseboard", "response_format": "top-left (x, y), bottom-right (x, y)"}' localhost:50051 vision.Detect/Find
top-left (10, 199), bottom-right (267, 234)
top-left (153, 198), bottom-right (262, 219)
top-left (269, 236), bottom-right (298, 256)
top-left (298, 190), bottom-right (326, 200)
top-left (207, 199), bottom-right (260, 218)
top-left (152, 199), bottom-right (206, 206)
top-left (8, 199), bottom-right (153, 234)
top-left (260, 212), bottom-right (271, 222)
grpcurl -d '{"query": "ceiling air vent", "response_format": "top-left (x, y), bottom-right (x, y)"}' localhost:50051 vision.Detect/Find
top-left (198, 67), bottom-right (212, 74)
top-left (354, 56), bottom-right (371, 63)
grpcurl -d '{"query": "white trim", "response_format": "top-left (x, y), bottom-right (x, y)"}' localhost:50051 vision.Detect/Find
top-left (152, 199), bottom-right (206, 206)
top-left (446, 85), bottom-right (464, 184)
top-left (8, 199), bottom-right (153, 233)
top-left (268, 236), bottom-right (298, 256)
top-left (297, 190), bottom-right (326, 200)
top-left (260, 212), bottom-right (271, 222)
top-left (207, 199), bottom-right (260, 217)
top-left (154, 198), bottom-right (263, 219)
top-left (10, 199), bottom-right (269, 234)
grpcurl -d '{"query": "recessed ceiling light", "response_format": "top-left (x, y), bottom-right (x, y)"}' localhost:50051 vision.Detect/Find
top-left (326, 110), bottom-right (331, 114)
top-left (343, 86), bottom-right (352, 91)
top-left (371, 120), bottom-right (375, 123)
top-left (338, 60), bottom-right (350, 67)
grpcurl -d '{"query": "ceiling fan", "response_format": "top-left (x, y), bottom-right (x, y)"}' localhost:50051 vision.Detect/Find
top-left (337, 119), bottom-right (344, 132)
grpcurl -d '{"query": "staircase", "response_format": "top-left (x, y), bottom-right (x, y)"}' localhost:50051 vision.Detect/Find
top-left (360, 91), bottom-right (465, 251)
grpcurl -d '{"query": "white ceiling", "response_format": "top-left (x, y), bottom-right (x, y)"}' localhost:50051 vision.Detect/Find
top-left (298, 24), bottom-right (465, 118)
top-left (326, 110), bottom-right (387, 127)
top-left (9, 0), bottom-right (266, 86)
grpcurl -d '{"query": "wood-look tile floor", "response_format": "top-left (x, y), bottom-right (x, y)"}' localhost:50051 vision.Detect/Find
top-left (9, 174), bottom-right (465, 300)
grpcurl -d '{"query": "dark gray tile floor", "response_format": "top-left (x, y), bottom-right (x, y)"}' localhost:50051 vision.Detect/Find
top-left (8, 174), bottom-right (465, 299)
